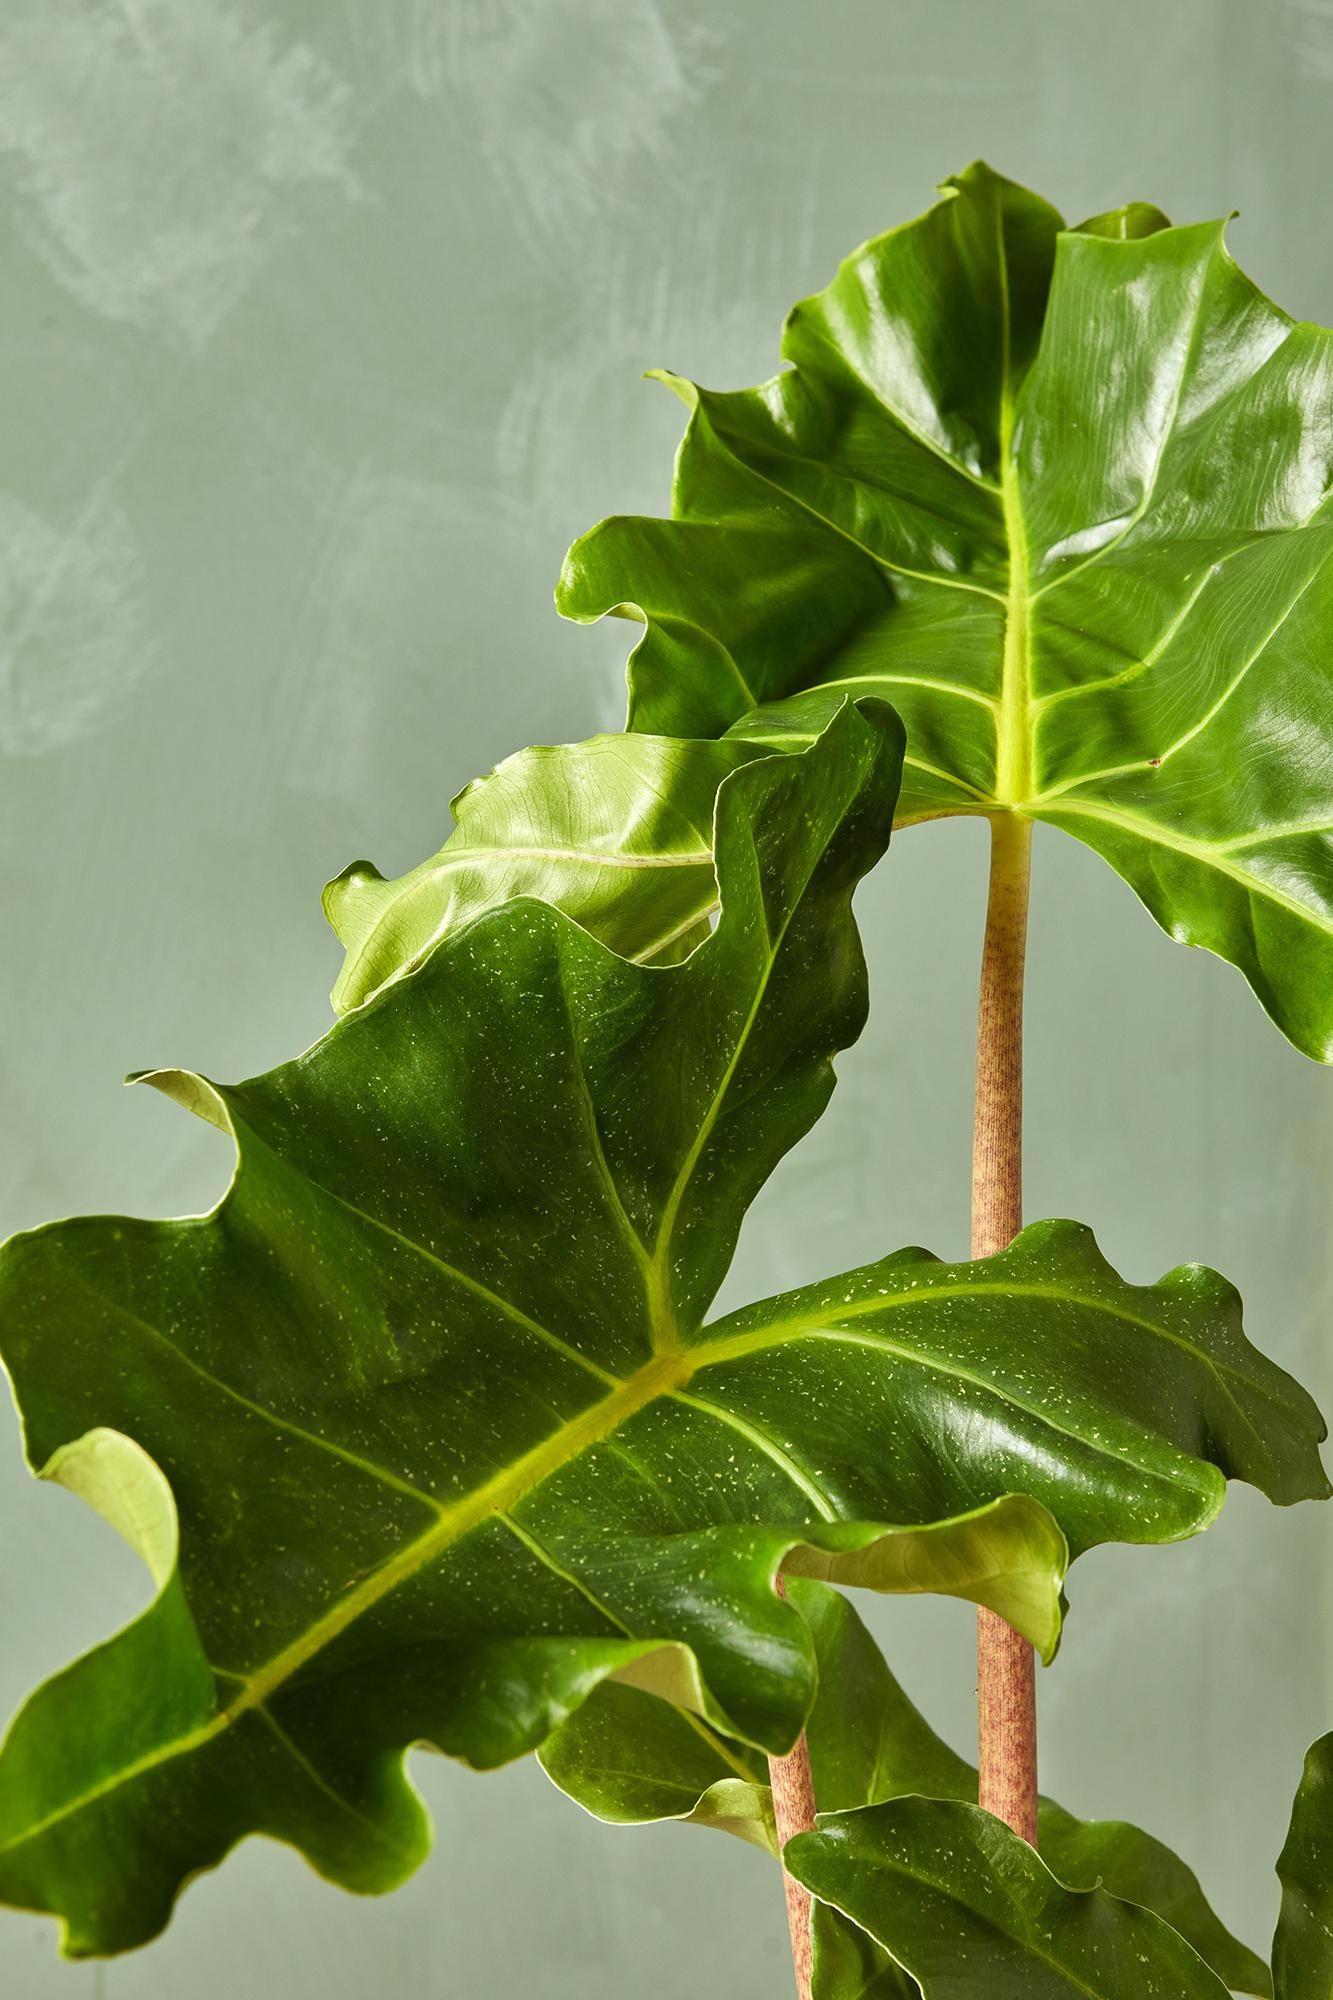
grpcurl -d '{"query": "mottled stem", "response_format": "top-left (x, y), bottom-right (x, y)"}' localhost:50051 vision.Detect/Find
top-left (972, 813), bottom-right (1038, 1846)
top-left (769, 1573), bottom-right (816, 1998)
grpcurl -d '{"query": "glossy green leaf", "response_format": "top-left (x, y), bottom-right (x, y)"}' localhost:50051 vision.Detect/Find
top-left (560, 161), bottom-right (1333, 1059)
top-left (1, 695), bottom-right (1324, 1955)
top-left (540, 1582), bottom-right (1270, 1997)
top-left (0, 707), bottom-right (1075, 1956)
top-left (324, 731), bottom-right (764, 1014)
top-left (697, 1221), bottom-right (1328, 1561)
top-left (788, 1799), bottom-right (1234, 1997)
top-left (1273, 1732), bottom-right (1333, 1999)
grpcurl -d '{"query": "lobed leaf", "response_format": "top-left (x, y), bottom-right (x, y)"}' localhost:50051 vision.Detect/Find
top-left (787, 1799), bottom-right (1235, 1997)
top-left (541, 1582), bottom-right (1271, 1997)
top-left (697, 1222), bottom-right (1329, 1560)
top-left (1, 702), bottom-right (1324, 1954)
top-left (559, 161), bottom-right (1333, 1059)
top-left (0, 707), bottom-right (1060, 1955)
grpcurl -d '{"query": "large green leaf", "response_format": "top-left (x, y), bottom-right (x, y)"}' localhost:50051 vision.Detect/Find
top-left (0, 701), bottom-right (1324, 1955)
top-left (540, 1582), bottom-right (1271, 1997)
top-left (787, 1799), bottom-right (1234, 1997)
top-left (323, 732), bottom-right (764, 1014)
top-left (0, 706), bottom-right (1073, 1956)
top-left (694, 1221), bottom-right (1328, 1560)
top-left (559, 161), bottom-right (1333, 1059)
top-left (1273, 1732), bottom-right (1333, 1999)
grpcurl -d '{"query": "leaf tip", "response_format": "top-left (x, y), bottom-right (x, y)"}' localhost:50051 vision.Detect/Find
top-left (129, 1068), bottom-right (231, 1134)
top-left (644, 367), bottom-right (698, 412)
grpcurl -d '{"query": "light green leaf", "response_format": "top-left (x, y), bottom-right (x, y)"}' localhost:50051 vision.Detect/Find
top-left (1273, 1732), bottom-right (1333, 1999)
top-left (324, 732), bottom-right (764, 1014)
top-left (788, 1798), bottom-right (1234, 1997)
top-left (0, 706), bottom-right (1071, 1956)
top-left (540, 1583), bottom-right (1271, 1997)
top-left (559, 161), bottom-right (1333, 1059)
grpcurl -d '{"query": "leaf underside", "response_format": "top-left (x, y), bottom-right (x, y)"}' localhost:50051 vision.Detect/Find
top-left (549, 161), bottom-right (1333, 1060)
top-left (540, 1581), bottom-right (1271, 1997)
top-left (323, 732), bottom-right (765, 1014)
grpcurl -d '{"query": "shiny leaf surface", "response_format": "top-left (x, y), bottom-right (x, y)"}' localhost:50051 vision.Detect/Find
top-left (324, 732), bottom-right (763, 1014)
top-left (560, 162), bottom-right (1333, 1058)
top-left (541, 1582), bottom-right (1270, 1997)
top-left (696, 1221), bottom-right (1328, 1561)
top-left (788, 1799), bottom-right (1234, 1997)
top-left (2, 700), bottom-right (1324, 1955)
top-left (1273, 1732), bottom-right (1333, 1999)
top-left (0, 708), bottom-right (1074, 1955)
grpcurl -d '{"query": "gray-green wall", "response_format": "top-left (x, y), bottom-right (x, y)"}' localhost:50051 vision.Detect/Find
top-left (2, 2), bottom-right (1329, 1991)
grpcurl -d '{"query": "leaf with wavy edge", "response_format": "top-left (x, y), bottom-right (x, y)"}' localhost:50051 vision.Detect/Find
top-left (1, 704), bottom-right (1324, 1955)
top-left (323, 732), bottom-right (765, 1014)
top-left (540, 1581), bottom-right (1269, 1996)
top-left (0, 706), bottom-right (1074, 1956)
top-left (697, 1220), bottom-right (1328, 1558)
top-left (558, 161), bottom-right (1333, 1059)
top-left (789, 1799), bottom-right (1238, 1997)
top-left (1273, 1732), bottom-right (1333, 1999)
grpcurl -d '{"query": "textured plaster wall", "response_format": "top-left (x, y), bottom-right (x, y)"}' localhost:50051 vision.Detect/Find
top-left (1, 2), bottom-right (1329, 1991)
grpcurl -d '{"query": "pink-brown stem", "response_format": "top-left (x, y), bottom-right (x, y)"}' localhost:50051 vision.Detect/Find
top-left (769, 1573), bottom-right (817, 1998)
top-left (972, 813), bottom-right (1039, 1847)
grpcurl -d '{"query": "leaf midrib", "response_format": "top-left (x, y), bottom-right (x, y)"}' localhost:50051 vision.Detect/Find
top-left (994, 185), bottom-right (1033, 808)
top-left (4, 1259), bottom-right (1260, 1859)
top-left (704, 217), bottom-right (1333, 949)
top-left (0, 1347), bottom-right (693, 1861)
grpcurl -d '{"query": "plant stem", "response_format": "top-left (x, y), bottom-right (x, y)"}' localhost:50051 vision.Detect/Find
top-left (972, 812), bottom-right (1038, 1846)
top-left (769, 1573), bottom-right (816, 1999)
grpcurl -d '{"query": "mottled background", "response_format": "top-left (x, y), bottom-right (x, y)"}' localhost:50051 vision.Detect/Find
top-left (1, 1), bottom-right (1330, 1991)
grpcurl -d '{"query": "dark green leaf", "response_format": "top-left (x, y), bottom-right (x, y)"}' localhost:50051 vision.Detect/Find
top-left (788, 1798), bottom-right (1234, 1996)
top-left (2, 696), bottom-right (1323, 1955)
top-left (0, 707), bottom-right (1072, 1955)
top-left (560, 161), bottom-right (1333, 1058)
top-left (700, 1223), bottom-right (1329, 1560)
top-left (541, 1583), bottom-right (1270, 1997)
top-left (1273, 1732), bottom-right (1333, 1999)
